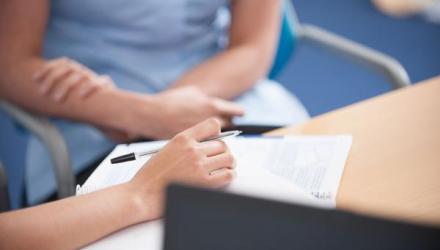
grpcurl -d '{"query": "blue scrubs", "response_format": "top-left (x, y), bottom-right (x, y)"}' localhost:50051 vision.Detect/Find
top-left (26, 0), bottom-right (309, 204)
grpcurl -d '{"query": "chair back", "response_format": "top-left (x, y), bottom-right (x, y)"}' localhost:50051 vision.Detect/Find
top-left (0, 101), bottom-right (75, 207)
top-left (269, 1), bottom-right (301, 79)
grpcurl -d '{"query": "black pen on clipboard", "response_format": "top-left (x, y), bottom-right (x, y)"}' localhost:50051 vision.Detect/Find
top-left (110, 130), bottom-right (242, 164)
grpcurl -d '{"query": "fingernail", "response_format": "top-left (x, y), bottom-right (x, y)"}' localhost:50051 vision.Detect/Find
top-left (54, 92), bottom-right (63, 102)
top-left (39, 86), bottom-right (48, 94)
top-left (79, 87), bottom-right (88, 97)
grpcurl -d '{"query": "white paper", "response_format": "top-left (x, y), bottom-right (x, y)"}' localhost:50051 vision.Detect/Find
top-left (77, 141), bottom-right (166, 194)
top-left (80, 135), bottom-right (352, 250)
top-left (227, 136), bottom-right (352, 204)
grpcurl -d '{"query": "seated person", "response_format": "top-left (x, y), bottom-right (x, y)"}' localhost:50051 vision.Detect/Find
top-left (0, 119), bottom-right (236, 249)
top-left (0, 0), bottom-right (308, 205)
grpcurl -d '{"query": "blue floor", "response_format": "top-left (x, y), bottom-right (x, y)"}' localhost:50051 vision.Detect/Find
top-left (1, 0), bottom-right (439, 208)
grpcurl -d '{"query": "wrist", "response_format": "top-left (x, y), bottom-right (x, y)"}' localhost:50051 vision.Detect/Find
top-left (131, 93), bottom-right (169, 139)
top-left (123, 181), bottom-right (163, 221)
top-left (96, 89), bottom-right (155, 135)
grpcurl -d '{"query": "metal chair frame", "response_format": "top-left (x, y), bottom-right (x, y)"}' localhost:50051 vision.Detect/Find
top-left (270, 1), bottom-right (410, 89)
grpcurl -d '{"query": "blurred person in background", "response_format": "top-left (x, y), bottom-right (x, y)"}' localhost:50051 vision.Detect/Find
top-left (373, 0), bottom-right (440, 23)
top-left (0, 0), bottom-right (308, 205)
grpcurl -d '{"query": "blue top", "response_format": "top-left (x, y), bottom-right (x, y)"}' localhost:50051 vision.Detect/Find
top-left (26, 0), bottom-right (309, 204)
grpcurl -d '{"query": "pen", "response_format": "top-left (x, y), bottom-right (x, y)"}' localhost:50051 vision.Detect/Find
top-left (110, 130), bottom-right (242, 164)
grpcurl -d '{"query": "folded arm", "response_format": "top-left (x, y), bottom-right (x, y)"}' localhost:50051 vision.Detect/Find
top-left (0, 0), bottom-right (149, 133)
top-left (0, 0), bottom-right (244, 139)
top-left (170, 0), bottom-right (281, 99)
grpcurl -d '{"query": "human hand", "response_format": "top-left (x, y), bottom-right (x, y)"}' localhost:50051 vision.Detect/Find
top-left (137, 86), bottom-right (244, 139)
top-left (129, 118), bottom-right (236, 219)
top-left (372, 0), bottom-right (434, 16)
top-left (33, 57), bottom-right (114, 102)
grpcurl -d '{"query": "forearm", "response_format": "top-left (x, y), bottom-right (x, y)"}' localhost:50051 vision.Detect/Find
top-left (0, 184), bottom-right (150, 250)
top-left (170, 0), bottom-right (281, 100)
top-left (0, 119), bottom-right (237, 250)
top-left (0, 56), bottom-right (151, 132)
top-left (171, 45), bottom-right (272, 100)
top-left (1, 0), bottom-right (156, 135)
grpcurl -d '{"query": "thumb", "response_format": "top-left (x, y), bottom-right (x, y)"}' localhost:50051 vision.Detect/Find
top-left (214, 116), bottom-right (233, 128)
top-left (212, 98), bottom-right (245, 117)
top-left (181, 118), bottom-right (221, 141)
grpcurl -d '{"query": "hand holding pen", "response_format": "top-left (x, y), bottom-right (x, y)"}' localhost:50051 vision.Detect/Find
top-left (111, 130), bottom-right (242, 164)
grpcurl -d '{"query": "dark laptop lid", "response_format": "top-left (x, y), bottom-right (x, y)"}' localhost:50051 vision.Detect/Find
top-left (164, 184), bottom-right (440, 250)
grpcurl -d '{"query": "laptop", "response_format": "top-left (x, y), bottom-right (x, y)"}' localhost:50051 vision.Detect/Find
top-left (164, 184), bottom-right (440, 250)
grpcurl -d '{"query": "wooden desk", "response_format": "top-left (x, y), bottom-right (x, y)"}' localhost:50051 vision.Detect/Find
top-left (268, 77), bottom-right (440, 226)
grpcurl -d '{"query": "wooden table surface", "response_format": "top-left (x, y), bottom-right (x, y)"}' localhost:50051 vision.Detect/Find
top-left (268, 77), bottom-right (440, 226)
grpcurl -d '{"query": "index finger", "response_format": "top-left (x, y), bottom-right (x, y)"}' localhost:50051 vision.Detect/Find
top-left (181, 118), bottom-right (221, 141)
top-left (33, 59), bottom-right (63, 82)
top-left (33, 57), bottom-right (72, 82)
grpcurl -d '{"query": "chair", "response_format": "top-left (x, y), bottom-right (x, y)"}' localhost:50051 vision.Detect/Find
top-left (0, 1), bottom-right (411, 206)
top-left (0, 102), bottom-right (75, 202)
top-left (269, 0), bottom-right (411, 89)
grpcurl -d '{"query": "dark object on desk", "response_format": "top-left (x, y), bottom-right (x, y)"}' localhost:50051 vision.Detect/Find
top-left (227, 125), bottom-right (281, 135)
top-left (133, 125), bottom-right (278, 144)
top-left (164, 184), bottom-right (440, 250)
